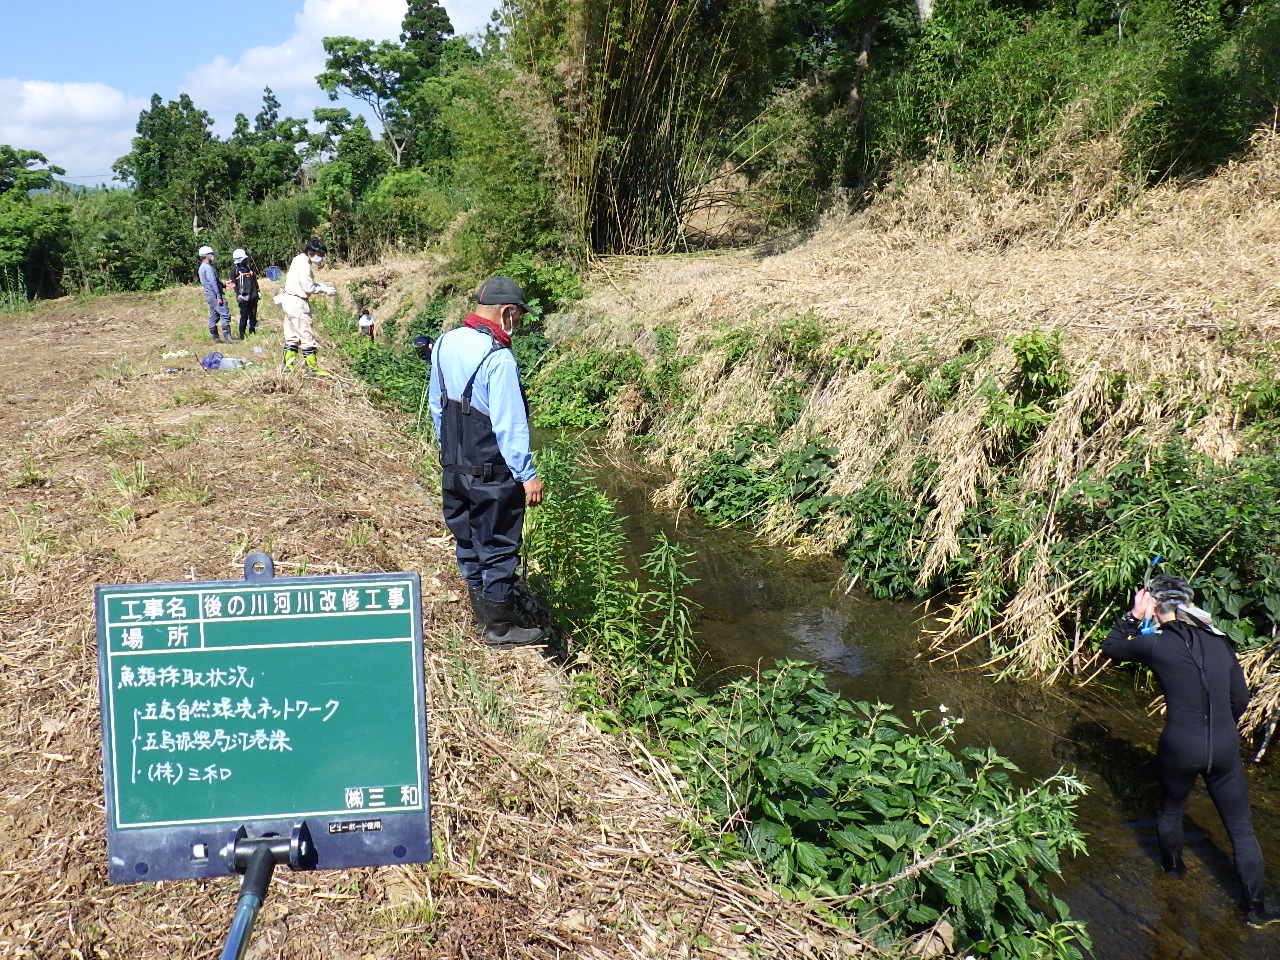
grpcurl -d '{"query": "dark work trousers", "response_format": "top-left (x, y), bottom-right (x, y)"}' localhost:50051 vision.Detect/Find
top-left (1157, 733), bottom-right (1265, 902)
top-left (441, 470), bottom-right (525, 605)
top-left (237, 298), bottom-right (259, 338)
top-left (207, 297), bottom-right (231, 338)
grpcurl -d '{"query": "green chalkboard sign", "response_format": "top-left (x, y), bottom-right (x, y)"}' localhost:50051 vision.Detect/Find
top-left (95, 555), bottom-right (430, 883)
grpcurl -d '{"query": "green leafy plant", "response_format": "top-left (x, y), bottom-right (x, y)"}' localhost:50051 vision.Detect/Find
top-left (528, 347), bottom-right (645, 430)
top-left (109, 460), bottom-right (155, 498)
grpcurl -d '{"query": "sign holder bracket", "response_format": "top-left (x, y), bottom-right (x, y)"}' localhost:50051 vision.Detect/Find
top-left (220, 821), bottom-right (315, 960)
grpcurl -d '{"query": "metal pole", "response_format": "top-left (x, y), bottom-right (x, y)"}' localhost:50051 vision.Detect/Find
top-left (220, 843), bottom-right (276, 960)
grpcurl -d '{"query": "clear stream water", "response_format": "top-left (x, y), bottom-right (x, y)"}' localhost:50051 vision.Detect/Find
top-left (589, 455), bottom-right (1280, 960)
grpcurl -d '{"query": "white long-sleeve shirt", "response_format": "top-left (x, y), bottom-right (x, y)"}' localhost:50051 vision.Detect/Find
top-left (283, 253), bottom-right (322, 299)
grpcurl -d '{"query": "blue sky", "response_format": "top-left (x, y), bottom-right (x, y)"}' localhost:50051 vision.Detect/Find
top-left (0, 0), bottom-right (499, 182)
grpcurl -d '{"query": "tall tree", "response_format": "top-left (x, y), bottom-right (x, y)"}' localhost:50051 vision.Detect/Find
top-left (401, 0), bottom-right (455, 78)
top-left (317, 1), bottom-right (458, 167)
top-left (254, 86), bottom-right (282, 134)
top-left (0, 145), bottom-right (69, 297)
top-left (316, 38), bottom-right (416, 166)
top-left (113, 93), bottom-right (226, 202)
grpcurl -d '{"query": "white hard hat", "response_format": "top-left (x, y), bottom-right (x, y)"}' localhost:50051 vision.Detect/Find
top-left (198, 245), bottom-right (215, 257)
top-left (232, 248), bottom-right (247, 261)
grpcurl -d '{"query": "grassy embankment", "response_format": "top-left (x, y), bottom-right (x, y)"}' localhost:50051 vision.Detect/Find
top-left (0, 288), bottom-right (857, 959)
top-left (522, 131), bottom-right (1280, 738)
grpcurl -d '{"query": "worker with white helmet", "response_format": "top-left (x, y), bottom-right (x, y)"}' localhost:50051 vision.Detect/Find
top-left (229, 248), bottom-right (261, 339)
top-left (197, 246), bottom-right (233, 343)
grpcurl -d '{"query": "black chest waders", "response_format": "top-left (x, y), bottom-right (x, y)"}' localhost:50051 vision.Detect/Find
top-left (435, 329), bottom-right (545, 647)
top-left (438, 334), bottom-right (512, 482)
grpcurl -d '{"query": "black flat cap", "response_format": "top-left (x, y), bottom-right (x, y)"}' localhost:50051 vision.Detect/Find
top-left (477, 275), bottom-right (529, 311)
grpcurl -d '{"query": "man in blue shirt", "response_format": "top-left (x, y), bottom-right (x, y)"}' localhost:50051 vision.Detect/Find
top-left (197, 246), bottom-right (233, 343)
top-left (429, 276), bottom-right (546, 648)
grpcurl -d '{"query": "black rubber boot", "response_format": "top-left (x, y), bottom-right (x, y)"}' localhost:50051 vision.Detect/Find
top-left (466, 583), bottom-right (484, 628)
top-left (1159, 849), bottom-right (1186, 875)
top-left (1246, 893), bottom-right (1280, 928)
top-left (476, 597), bottom-right (547, 649)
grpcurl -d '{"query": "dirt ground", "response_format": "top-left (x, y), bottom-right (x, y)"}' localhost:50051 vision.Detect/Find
top-left (0, 289), bottom-right (856, 960)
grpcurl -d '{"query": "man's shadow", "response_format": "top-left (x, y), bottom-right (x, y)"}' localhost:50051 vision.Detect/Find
top-left (1053, 718), bottom-right (1243, 902)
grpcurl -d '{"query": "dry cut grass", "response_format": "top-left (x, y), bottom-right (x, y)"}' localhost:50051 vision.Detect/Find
top-left (0, 296), bottom-right (865, 959)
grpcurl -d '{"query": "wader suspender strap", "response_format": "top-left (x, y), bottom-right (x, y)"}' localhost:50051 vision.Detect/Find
top-left (438, 337), bottom-right (505, 414)
top-left (461, 342), bottom-right (503, 415)
top-left (439, 330), bottom-right (507, 481)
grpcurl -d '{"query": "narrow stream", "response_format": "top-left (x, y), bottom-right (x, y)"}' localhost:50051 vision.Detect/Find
top-left (590, 453), bottom-right (1280, 960)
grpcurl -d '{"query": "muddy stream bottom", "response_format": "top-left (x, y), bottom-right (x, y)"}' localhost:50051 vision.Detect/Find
top-left (587, 454), bottom-right (1280, 960)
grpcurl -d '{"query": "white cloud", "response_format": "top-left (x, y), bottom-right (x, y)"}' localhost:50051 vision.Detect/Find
top-left (0, 0), bottom-right (500, 181)
top-left (0, 78), bottom-right (146, 182)
top-left (182, 0), bottom-right (498, 133)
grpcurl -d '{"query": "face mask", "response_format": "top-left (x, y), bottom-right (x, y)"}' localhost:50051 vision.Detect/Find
top-left (309, 255), bottom-right (323, 264)
top-left (501, 310), bottom-right (516, 335)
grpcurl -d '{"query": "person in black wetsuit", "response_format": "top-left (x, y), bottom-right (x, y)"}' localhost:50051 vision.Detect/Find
top-left (1104, 573), bottom-right (1280, 927)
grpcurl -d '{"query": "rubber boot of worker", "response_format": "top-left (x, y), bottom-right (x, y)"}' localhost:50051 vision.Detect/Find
top-left (1159, 849), bottom-right (1186, 876)
top-left (302, 348), bottom-right (329, 377)
top-left (466, 583), bottom-right (485, 628)
top-left (476, 597), bottom-right (547, 649)
top-left (1246, 892), bottom-right (1280, 928)
top-left (211, 328), bottom-right (223, 344)
top-left (282, 345), bottom-right (299, 371)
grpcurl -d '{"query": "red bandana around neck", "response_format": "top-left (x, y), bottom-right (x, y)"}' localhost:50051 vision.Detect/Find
top-left (463, 313), bottom-right (512, 348)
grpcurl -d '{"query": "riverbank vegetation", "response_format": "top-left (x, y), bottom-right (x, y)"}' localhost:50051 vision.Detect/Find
top-left (319, 300), bottom-right (1091, 958)
top-left (516, 130), bottom-right (1280, 733)
top-left (523, 445), bottom-right (1091, 959)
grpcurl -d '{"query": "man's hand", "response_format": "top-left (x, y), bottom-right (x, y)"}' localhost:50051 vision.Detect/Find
top-left (1131, 588), bottom-right (1155, 621)
top-left (523, 477), bottom-right (544, 506)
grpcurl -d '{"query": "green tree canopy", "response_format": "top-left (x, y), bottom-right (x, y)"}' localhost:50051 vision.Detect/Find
top-left (317, 37), bottom-right (417, 165)
top-left (401, 0), bottom-right (455, 79)
top-left (0, 145), bottom-right (69, 297)
top-left (0, 145), bottom-right (65, 196)
top-left (317, 0), bottom-right (459, 167)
